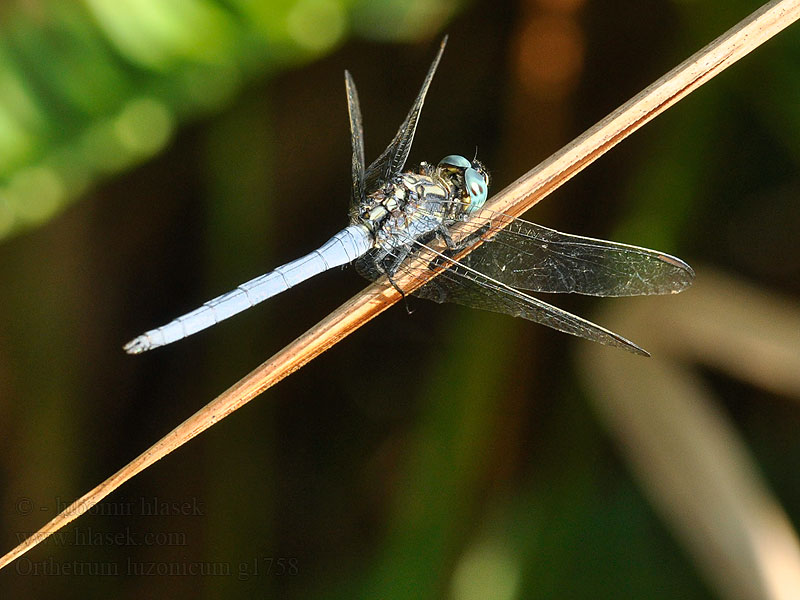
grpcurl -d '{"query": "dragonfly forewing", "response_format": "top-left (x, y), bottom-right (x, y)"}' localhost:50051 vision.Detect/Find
top-left (392, 238), bottom-right (651, 356)
top-left (345, 70), bottom-right (366, 212)
top-left (455, 211), bottom-right (695, 296)
top-left (362, 36), bottom-right (448, 195)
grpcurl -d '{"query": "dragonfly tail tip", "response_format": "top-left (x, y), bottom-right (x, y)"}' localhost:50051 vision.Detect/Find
top-left (123, 335), bottom-right (151, 355)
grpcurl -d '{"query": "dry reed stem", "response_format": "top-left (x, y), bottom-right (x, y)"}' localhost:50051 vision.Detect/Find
top-left (2, 0), bottom-right (799, 571)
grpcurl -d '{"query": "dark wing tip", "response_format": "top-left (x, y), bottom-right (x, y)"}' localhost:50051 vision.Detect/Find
top-left (657, 253), bottom-right (696, 293)
top-left (344, 70), bottom-right (356, 93)
top-left (608, 331), bottom-right (651, 357)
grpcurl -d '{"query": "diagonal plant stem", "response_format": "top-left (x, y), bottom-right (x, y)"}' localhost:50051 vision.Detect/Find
top-left (2, 0), bottom-right (799, 571)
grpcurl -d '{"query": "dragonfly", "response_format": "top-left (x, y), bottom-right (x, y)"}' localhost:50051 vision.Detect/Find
top-left (124, 37), bottom-right (694, 357)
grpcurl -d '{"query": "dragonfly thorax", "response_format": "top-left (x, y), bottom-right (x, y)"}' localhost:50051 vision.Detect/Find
top-left (357, 168), bottom-right (458, 252)
top-left (358, 156), bottom-right (488, 241)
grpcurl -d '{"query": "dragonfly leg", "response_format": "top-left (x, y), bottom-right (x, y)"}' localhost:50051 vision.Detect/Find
top-left (426, 223), bottom-right (492, 270)
top-left (379, 247), bottom-right (416, 314)
top-left (381, 244), bottom-right (412, 276)
top-left (437, 222), bottom-right (491, 252)
top-left (386, 270), bottom-right (415, 314)
top-left (449, 223), bottom-right (491, 250)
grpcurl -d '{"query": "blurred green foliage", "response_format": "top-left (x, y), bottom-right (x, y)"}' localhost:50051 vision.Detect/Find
top-left (0, 0), bottom-right (460, 239)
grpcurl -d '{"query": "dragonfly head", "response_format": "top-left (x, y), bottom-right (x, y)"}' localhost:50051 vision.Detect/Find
top-left (437, 155), bottom-right (489, 215)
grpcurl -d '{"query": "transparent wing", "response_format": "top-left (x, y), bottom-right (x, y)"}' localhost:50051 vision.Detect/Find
top-left (356, 238), bottom-right (650, 356)
top-left (363, 36), bottom-right (448, 195)
top-left (353, 202), bottom-right (697, 354)
top-left (459, 211), bottom-right (695, 296)
top-left (344, 70), bottom-right (366, 215)
top-left (414, 256), bottom-right (649, 355)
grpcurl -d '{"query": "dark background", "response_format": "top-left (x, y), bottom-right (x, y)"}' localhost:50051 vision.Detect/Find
top-left (1, 0), bottom-right (799, 597)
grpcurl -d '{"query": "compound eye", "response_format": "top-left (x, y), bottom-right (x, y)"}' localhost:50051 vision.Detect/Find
top-left (464, 167), bottom-right (488, 213)
top-left (438, 154), bottom-right (471, 170)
